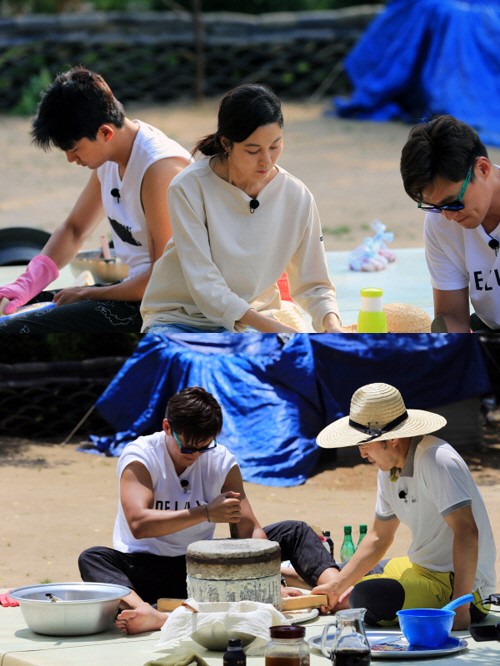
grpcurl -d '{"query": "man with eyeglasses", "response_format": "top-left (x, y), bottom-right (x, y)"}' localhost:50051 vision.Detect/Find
top-left (78, 386), bottom-right (342, 634)
top-left (400, 115), bottom-right (500, 332)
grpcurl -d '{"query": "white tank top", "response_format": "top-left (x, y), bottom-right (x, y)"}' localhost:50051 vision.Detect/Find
top-left (113, 431), bottom-right (237, 556)
top-left (97, 120), bottom-right (192, 280)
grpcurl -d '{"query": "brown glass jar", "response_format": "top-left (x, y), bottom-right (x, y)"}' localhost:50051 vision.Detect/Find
top-left (265, 625), bottom-right (310, 666)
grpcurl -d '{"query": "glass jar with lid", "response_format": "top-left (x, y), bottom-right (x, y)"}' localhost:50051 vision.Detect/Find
top-left (265, 624), bottom-right (310, 666)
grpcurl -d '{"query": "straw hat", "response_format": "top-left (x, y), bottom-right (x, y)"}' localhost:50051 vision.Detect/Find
top-left (317, 383), bottom-right (447, 449)
top-left (341, 304), bottom-right (431, 333)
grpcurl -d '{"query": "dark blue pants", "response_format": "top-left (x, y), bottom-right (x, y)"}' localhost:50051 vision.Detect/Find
top-left (0, 290), bottom-right (141, 333)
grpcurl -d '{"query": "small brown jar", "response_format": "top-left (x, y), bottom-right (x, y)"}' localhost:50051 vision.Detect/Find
top-left (265, 625), bottom-right (310, 666)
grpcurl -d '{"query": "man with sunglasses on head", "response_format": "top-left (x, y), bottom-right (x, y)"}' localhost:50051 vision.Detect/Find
top-left (400, 115), bottom-right (500, 332)
top-left (78, 386), bottom-right (342, 634)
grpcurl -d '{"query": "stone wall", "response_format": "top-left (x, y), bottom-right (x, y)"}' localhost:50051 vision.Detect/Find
top-left (0, 6), bottom-right (382, 110)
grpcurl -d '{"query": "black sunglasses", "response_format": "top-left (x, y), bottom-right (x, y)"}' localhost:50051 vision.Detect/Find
top-left (172, 430), bottom-right (217, 454)
top-left (417, 164), bottom-right (473, 213)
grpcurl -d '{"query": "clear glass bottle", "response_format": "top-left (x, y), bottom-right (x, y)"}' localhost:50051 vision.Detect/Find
top-left (223, 637), bottom-right (246, 666)
top-left (340, 525), bottom-right (356, 562)
top-left (265, 625), bottom-right (310, 666)
top-left (357, 287), bottom-right (388, 333)
top-left (357, 524), bottom-right (368, 548)
top-left (322, 530), bottom-right (334, 559)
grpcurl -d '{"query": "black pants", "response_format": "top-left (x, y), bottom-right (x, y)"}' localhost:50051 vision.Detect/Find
top-left (349, 577), bottom-right (488, 626)
top-left (0, 290), bottom-right (142, 333)
top-left (78, 520), bottom-right (339, 605)
top-left (470, 313), bottom-right (497, 333)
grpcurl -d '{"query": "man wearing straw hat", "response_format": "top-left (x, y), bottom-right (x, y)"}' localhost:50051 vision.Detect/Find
top-left (313, 383), bottom-right (496, 630)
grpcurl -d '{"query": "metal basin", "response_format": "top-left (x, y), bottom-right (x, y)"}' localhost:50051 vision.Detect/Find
top-left (9, 582), bottom-right (130, 636)
top-left (69, 250), bottom-right (128, 284)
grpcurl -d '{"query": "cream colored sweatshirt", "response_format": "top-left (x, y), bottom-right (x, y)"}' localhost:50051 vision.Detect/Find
top-left (141, 157), bottom-right (339, 332)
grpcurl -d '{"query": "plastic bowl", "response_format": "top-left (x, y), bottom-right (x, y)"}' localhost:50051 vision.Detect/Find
top-left (69, 250), bottom-right (128, 284)
top-left (9, 582), bottom-right (130, 636)
top-left (397, 608), bottom-right (455, 648)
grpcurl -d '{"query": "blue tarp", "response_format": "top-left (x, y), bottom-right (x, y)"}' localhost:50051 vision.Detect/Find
top-left (88, 333), bottom-right (491, 487)
top-left (334, 0), bottom-right (500, 147)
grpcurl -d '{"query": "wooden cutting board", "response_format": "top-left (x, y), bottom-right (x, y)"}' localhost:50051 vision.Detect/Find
top-left (157, 594), bottom-right (328, 613)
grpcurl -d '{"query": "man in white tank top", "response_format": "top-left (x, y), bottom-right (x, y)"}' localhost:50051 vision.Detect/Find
top-left (79, 386), bottom-right (343, 634)
top-left (0, 66), bottom-right (191, 333)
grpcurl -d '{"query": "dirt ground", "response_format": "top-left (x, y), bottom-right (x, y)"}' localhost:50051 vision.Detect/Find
top-left (1, 414), bottom-right (499, 591)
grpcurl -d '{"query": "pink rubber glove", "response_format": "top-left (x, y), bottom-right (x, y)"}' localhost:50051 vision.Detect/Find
top-left (0, 255), bottom-right (59, 315)
top-left (0, 592), bottom-right (19, 607)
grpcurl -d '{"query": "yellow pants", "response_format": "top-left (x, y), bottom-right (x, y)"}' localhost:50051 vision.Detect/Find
top-left (360, 556), bottom-right (487, 626)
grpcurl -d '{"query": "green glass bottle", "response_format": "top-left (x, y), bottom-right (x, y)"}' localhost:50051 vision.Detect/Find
top-left (357, 524), bottom-right (368, 548)
top-left (339, 525), bottom-right (356, 562)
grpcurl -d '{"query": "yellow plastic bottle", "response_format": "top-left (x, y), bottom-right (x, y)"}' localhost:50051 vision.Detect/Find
top-left (357, 287), bottom-right (388, 333)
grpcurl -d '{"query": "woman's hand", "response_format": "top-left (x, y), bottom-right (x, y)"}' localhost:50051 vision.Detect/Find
top-left (238, 308), bottom-right (299, 333)
top-left (323, 312), bottom-right (343, 332)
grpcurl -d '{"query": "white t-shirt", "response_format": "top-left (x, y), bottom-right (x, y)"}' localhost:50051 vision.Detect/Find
top-left (376, 436), bottom-right (496, 599)
top-left (425, 212), bottom-right (500, 329)
top-left (141, 157), bottom-right (339, 332)
top-left (113, 431), bottom-right (237, 556)
top-left (97, 120), bottom-right (192, 280)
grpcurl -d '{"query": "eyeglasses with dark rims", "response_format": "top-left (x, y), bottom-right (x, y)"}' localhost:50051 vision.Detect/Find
top-left (172, 430), bottom-right (217, 454)
top-left (417, 163), bottom-right (473, 213)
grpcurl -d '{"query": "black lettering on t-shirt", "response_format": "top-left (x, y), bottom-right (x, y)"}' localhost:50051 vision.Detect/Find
top-left (154, 500), bottom-right (195, 511)
top-left (473, 269), bottom-right (500, 291)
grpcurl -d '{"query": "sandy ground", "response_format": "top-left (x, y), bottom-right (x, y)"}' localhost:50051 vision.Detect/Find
top-left (1, 417), bottom-right (499, 591)
top-left (3, 99), bottom-right (500, 252)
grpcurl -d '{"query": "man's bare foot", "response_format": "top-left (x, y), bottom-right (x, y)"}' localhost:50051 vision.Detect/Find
top-left (115, 601), bottom-right (168, 635)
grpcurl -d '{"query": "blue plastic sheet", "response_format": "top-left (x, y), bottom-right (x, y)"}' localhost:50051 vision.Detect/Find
top-left (335, 0), bottom-right (500, 147)
top-left (310, 334), bottom-right (492, 426)
top-left (88, 333), bottom-right (491, 487)
top-left (91, 333), bottom-right (324, 486)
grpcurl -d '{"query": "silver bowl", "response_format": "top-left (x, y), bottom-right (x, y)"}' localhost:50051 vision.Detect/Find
top-left (9, 582), bottom-right (130, 636)
top-left (69, 250), bottom-right (128, 284)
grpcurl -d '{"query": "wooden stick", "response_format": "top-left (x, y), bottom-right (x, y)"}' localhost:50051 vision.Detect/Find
top-left (100, 235), bottom-right (111, 260)
top-left (281, 594), bottom-right (328, 610)
top-left (157, 598), bottom-right (185, 612)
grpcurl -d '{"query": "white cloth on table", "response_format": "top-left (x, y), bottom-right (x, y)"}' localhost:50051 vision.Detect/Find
top-left (156, 599), bottom-right (290, 656)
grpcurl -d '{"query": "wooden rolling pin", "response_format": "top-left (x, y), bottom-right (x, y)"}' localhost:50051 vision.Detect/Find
top-left (157, 594), bottom-right (328, 613)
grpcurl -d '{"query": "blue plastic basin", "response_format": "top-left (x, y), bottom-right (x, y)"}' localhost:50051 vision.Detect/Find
top-left (397, 608), bottom-right (455, 648)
